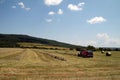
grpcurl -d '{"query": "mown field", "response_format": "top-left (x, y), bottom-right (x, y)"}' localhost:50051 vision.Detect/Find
top-left (0, 48), bottom-right (120, 80)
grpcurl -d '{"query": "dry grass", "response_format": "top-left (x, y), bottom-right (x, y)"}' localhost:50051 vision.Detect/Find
top-left (18, 42), bottom-right (69, 50)
top-left (0, 48), bottom-right (120, 80)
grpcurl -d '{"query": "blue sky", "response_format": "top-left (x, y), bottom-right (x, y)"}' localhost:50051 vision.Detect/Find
top-left (0, 0), bottom-right (120, 47)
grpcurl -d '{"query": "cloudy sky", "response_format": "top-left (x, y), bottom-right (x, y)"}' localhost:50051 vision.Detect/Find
top-left (0, 0), bottom-right (120, 47)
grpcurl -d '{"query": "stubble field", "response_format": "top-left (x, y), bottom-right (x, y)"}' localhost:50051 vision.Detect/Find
top-left (0, 48), bottom-right (120, 80)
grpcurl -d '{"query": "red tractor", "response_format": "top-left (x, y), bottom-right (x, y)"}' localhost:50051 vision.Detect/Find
top-left (78, 50), bottom-right (93, 58)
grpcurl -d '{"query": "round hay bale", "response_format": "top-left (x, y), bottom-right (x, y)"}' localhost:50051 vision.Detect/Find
top-left (101, 50), bottom-right (104, 54)
top-left (106, 52), bottom-right (111, 56)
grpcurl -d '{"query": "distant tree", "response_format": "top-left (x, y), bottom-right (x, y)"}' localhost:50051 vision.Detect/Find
top-left (115, 48), bottom-right (118, 51)
top-left (87, 45), bottom-right (96, 51)
top-left (99, 47), bottom-right (103, 51)
top-left (75, 48), bottom-right (81, 51)
top-left (106, 48), bottom-right (112, 51)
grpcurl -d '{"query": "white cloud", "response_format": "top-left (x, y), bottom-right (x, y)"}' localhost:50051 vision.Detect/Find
top-left (48, 11), bottom-right (55, 15)
top-left (87, 17), bottom-right (106, 24)
top-left (57, 9), bottom-right (63, 15)
top-left (73, 40), bottom-right (97, 47)
top-left (46, 19), bottom-right (53, 22)
top-left (78, 2), bottom-right (85, 6)
top-left (18, 2), bottom-right (25, 8)
top-left (18, 2), bottom-right (31, 11)
top-left (68, 2), bottom-right (85, 11)
top-left (12, 6), bottom-right (16, 8)
top-left (48, 9), bottom-right (63, 16)
top-left (68, 4), bottom-right (81, 11)
top-left (25, 8), bottom-right (31, 11)
top-left (97, 33), bottom-right (109, 40)
top-left (44, 0), bottom-right (63, 6)
top-left (75, 33), bottom-right (120, 47)
top-left (108, 39), bottom-right (120, 45)
top-left (86, 41), bottom-right (97, 46)
top-left (96, 33), bottom-right (120, 47)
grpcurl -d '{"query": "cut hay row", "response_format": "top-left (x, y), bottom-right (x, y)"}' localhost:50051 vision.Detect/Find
top-left (45, 50), bottom-right (78, 57)
top-left (32, 49), bottom-right (56, 62)
top-left (40, 50), bottom-right (85, 65)
top-left (0, 48), bottom-right (23, 57)
top-left (37, 50), bottom-right (66, 61)
top-left (35, 49), bottom-right (66, 61)
top-left (0, 49), bottom-right (25, 60)
top-left (0, 49), bottom-right (26, 67)
top-left (42, 50), bottom-right (81, 62)
top-left (36, 49), bottom-right (87, 64)
top-left (18, 49), bottom-right (41, 63)
top-left (7, 49), bottom-right (48, 67)
top-left (0, 48), bottom-right (21, 54)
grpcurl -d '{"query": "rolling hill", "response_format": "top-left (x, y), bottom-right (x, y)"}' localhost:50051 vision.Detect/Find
top-left (0, 34), bottom-right (83, 49)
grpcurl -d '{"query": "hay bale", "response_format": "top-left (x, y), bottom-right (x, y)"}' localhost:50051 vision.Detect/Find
top-left (106, 52), bottom-right (111, 56)
top-left (101, 50), bottom-right (104, 54)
